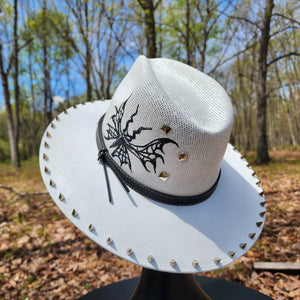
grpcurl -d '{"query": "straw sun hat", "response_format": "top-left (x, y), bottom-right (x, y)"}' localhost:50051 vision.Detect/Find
top-left (39, 56), bottom-right (266, 273)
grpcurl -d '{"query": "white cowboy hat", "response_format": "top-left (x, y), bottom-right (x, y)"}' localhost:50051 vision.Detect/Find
top-left (39, 56), bottom-right (265, 273)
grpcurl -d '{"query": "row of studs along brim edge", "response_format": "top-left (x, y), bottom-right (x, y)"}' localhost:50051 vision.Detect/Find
top-left (42, 104), bottom-right (266, 269)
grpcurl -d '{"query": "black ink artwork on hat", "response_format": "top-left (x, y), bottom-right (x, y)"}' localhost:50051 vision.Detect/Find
top-left (105, 96), bottom-right (179, 172)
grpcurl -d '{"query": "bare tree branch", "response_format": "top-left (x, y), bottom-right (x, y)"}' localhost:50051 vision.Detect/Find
top-left (221, 12), bottom-right (261, 29)
top-left (154, 0), bottom-right (162, 11)
top-left (267, 52), bottom-right (300, 67)
top-left (272, 13), bottom-right (300, 26)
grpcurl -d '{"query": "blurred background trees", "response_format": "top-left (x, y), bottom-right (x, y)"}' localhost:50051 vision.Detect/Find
top-left (0, 0), bottom-right (299, 166)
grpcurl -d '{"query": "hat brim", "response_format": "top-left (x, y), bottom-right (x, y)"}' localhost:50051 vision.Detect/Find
top-left (39, 100), bottom-right (265, 273)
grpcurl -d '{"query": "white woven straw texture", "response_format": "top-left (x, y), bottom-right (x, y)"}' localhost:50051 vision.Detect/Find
top-left (103, 56), bottom-right (233, 196)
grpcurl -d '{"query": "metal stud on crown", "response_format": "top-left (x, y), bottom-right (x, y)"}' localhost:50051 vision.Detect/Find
top-left (49, 179), bottom-right (55, 187)
top-left (55, 116), bottom-right (60, 121)
top-left (46, 131), bottom-right (51, 138)
top-left (160, 124), bottom-right (171, 135)
top-left (158, 172), bottom-right (169, 182)
top-left (51, 123), bottom-right (55, 128)
top-left (43, 153), bottom-right (48, 160)
top-left (178, 153), bottom-right (188, 162)
top-left (44, 166), bottom-right (50, 174)
top-left (59, 193), bottom-right (64, 201)
top-left (106, 237), bottom-right (113, 245)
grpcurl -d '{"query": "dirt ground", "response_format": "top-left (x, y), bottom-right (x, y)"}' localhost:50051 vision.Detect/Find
top-left (0, 150), bottom-right (299, 300)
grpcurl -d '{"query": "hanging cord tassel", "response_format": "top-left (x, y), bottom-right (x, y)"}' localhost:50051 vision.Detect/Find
top-left (98, 149), bottom-right (113, 203)
top-left (98, 149), bottom-right (130, 203)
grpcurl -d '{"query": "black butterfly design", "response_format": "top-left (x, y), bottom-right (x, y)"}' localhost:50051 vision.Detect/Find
top-left (105, 96), bottom-right (179, 172)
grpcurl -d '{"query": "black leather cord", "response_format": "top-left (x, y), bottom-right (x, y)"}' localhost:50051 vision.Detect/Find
top-left (96, 114), bottom-right (221, 206)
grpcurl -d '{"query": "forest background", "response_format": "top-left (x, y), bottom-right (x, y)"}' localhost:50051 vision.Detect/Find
top-left (0, 1), bottom-right (300, 299)
top-left (0, 0), bottom-right (299, 167)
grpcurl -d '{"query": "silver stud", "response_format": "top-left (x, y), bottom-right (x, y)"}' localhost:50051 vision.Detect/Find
top-left (71, 209), bottom-right (78, 217)
top-left (252, 172), bottom-right (256, 177)
top-left (170, 259), bottom-right (176, 267)
top-left (239, 243), bottom-right (247, 249)
top-left (51, 123), bottom-right (55, 128)
top-left (106, 237), bottom-right (113, 245)
top-left (260, 202), bottom-right (266, 207)
top-left (228, 251), bottom-right (235, 258)
top-left (46, 131), bottom-right (51, 138)
top-left (240, 155), bottom-right (245, 160)
top-left (256, 181), bottom-right (261, 186)
top-left (43, 153), bottom-right (48, 160)
top-left (44, 166), bottom-right (50, 174)
top-left (178, 153), bottom-right (188, 162)
top-left (147, 255), bottom-right (154, 263)
top-left (214, 257), bottom-right (221, 264)
top-left (59, 193), bottom-right (64, 201)
top-left (158, 172), bottom-right (169, 182)
top-left (126, 248), bottom-right (133, 256)
top-left (247, 163), bottom-right (251, 168)
top-left (192, 260), bottom-right (199, 268)
top-left (64, 109), bottom-right (68, 114)
top-left (249, 233), bottom-right (256, 239)
top-left (259, 211), bottom-right (266, 218)
top-left (161, 124), bottom-right (171, 135)
top-left (55, 116), bottom-right (60, 121)
top-left (49, 179), bottom-right (55, 187)
top-left (44, 142), bottom-right (49, 148)
top-left (256, 221), bottom-right (263, 227)
top-left (73, 104), bottom-right (77, 109)
top-left (259, 191), bottom-right (264, 197)
top-left (88, 224), bottom-right (95, 231)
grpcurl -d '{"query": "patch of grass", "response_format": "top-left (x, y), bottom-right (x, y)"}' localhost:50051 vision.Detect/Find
top-left (3, 252), bottom-right (14, 259)
top-left (26, 275), bottom-right (38, 284)
top-left (233, 263), bottom-right (246, 272)
top-left (84, 282), bottom-right (90, 289)
top-left (37, 227), bottom-right (46, 237)
top-left (254, 239), bottom-right (263, 251)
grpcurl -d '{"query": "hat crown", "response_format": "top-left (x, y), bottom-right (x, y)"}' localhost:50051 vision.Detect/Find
top-left (102, 56), bottom-right (233, 197)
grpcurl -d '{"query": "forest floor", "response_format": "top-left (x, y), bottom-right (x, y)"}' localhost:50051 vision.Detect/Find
top-left (0, 150), bottom-right (299, 300)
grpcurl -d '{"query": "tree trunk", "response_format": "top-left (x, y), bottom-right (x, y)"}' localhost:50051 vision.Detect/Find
top-left (256, 0), bottom-right (274, 164)
top-left (138, 0), bottom-right (157, 58)
top-left (185, 0), bottom-right (191, 65)
top-left (13, 0), bottom-right (21, 167)
top-left (0, 46), bottom-right (18, 167)
top-left (84, 0), bottom-right (92, 102)
top-left (42, 1), bottom-right (52, 126)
